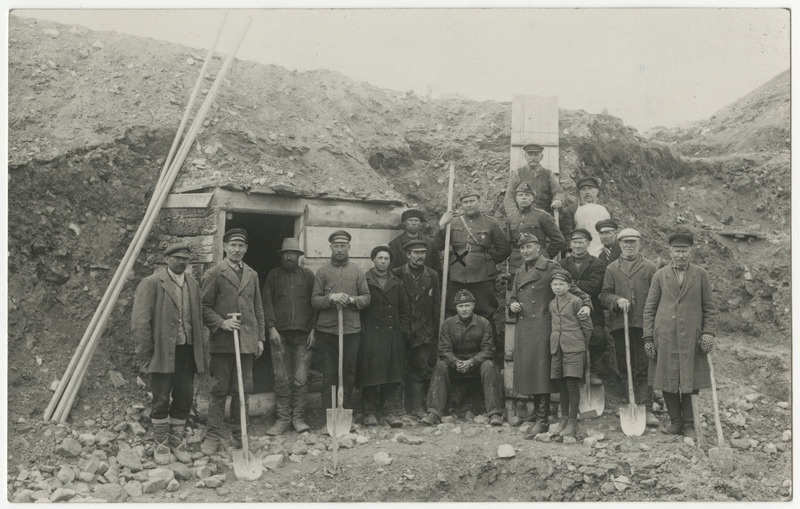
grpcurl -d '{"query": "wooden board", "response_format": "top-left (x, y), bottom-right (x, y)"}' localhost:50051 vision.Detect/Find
top-left (510, 94), bottom-right (559, 174)
top-left (163, 193), bottom-right (214, 209)
top-left (305, 201), bottom-right (404, 229)
top-left (302, 226), bottom-right (397, 259)
top-left (716, 231), bottom-right (764, 240)
top-left (302, 256), bottom-right (376, 274)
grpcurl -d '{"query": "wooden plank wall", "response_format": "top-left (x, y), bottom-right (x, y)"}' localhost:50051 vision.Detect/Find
top-left (510, 94), bottom-right (559, 174)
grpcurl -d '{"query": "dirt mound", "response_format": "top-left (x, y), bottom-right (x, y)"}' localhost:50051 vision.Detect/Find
top-left (6, 15), bottom-right (791, 503)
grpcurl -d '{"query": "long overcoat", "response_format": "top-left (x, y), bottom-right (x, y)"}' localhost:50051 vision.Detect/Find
top-left (508, 255), bottom-right (592, 394)
top-left (356, 269), bottom-right (409, 387)
top-left (132, 269), bottom-right (208, 373)
top-left (392, 263), bottom-right (440, 348)
top-left (642, 263), bottom-right (716, 392)
top-left (201, 261), bottom-right (266, 355)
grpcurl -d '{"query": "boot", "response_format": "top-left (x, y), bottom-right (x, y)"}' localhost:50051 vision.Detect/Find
top-left (559, 419), bottom-right (578, 437)
top-left (291, 385), bottom-right (311, 433)
top-left (152, 420), bottom-right (172, 465)
top-left (662, 391), bottom-right (683, 435)
top-left (168, 419), bottom-right (192, 464)
top-left (268, 384), bottom-right (293, 436)
top-left (524, 394), bottom-right (549, 439)
top-left (681, 393), bottom-right (696, 439)
top-left (266, 419), bottom-right (291, 436)
top-left (408, 380), bottom-right (427, 419)
top-left (363, 413), bottom-right (379, 426)
top-left (383, 414), bottom-right (404, 428)
top-left (200, 437), bottom-right (219, 456)
top-left (420, 412), bottom-right (440, 426)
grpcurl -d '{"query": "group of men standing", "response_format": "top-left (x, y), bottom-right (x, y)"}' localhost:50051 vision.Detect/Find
top-left (132, 140), bottom-right (717, 459)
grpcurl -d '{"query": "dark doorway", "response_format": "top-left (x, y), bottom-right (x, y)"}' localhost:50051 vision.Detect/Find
top-left (224, 212), bottom-right (296, 393)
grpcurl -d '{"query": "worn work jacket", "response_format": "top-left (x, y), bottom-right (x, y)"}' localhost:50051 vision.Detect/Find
top-left (392, 263), bottom-right (440, 348)
top-left (503, 164), bottom-right (565, 216)
top-left (559, 254), bottom-right (607, 326)
top-left (549, 293), bottom-right (594, 354)
top-left (388, 231), bottom-right (439, 272)
top-left (599, 255), bottom-right (658, 332)
top-left (434, 212), bottom-right (511, 284)
top-left (262, 265), bottom-right (317, 333)
top-left (438, 313), bottom-right (495, 368)
top-left (311, 258), bottom-right (371, 335)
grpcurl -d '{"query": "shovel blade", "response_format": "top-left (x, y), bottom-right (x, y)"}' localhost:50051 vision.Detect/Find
top-left (335, 408), bottom-right (353, 437)
top-left (326, 408), bottom-right (337, 437)
top-left (578, 383), bottom-right (605, 417)
top-left (620, 404), bottom-right (647, 436)
top-left (232, 449), bottom-right (263, 481)
top-left (709, 447), bottom-right (735, 472)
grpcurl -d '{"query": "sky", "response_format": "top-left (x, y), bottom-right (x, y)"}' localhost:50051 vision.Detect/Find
top-left (10, 5), bottom-right (790, 132)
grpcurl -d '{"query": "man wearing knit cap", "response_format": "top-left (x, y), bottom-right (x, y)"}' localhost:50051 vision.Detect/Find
top-left (393, 238), bottom-right (441, 418)
top-left (504, 143), bottom-right (565, 217)
top-left (506, 182), bottom-right (565, 275)
top-left (560, 175), bottom-right (615, 257)
top-left (436, 188), bottom-right (511, 353)
top-left (132, 242), bottom-right (207, 465)
top-left (311, 229), bottom-right (371, 416)
top-left (558, 228), bottom-right (608, 385)
top-left (389, 209), bottom-right (438, 271)
top-left (599, 228), bottom-right (660, 427)
top-left (420, 289), bottom-right (504, 427)
top-left (201, 228), bottom-right (266, 455)
top-left (642, 227), bottom-right (717, 439)
top-left (596, 218), bottom-right (622, 265)
top-left (262, 237), bottom-right (317, 435)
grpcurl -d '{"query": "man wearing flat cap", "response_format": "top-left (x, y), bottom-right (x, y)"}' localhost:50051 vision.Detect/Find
top-left (642, 227), bottom-right (717, 439)
top-left (132, 242), bottom-right (207, 465)
top-left (420, 289), bottom-right (504, 427)
top-left (389, 209), bottom-right (438, 272)
top-left (504, 143), bottom-right (565, 217)
top-left (596, 218), bottom-right (622, 265)
top-left (201, 228), bottom-right (266, 455)
top-left (436, 188), bottom-right (511, 353)
top-left (599, 228), bottom-right (660, 427)
top-left (506, 181), bottom-right (565, 275)
top-left (559, 228), bottom-right (608, 385)
top-left (393, 238), bottom-right (441, 418)
top-left (311, 229), bottom-right (371, 416)
top-left (508, 232), bottom-right (592, 438)
top-left (560, 175), bottom-right (615, 258)
top-left (262, 238), bottom-right (317, 435)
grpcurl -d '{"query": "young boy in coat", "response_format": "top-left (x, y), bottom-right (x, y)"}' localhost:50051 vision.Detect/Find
top-left (549, 269), bottom-right (593, 437)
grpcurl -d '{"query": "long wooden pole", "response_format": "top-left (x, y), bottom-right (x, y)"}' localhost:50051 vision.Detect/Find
top-left (43, 15), bottom-right (231, 422)
top-left (53, 16), bottom-right (253, 422)
top-left (438, 161), bottom-right (456, 329)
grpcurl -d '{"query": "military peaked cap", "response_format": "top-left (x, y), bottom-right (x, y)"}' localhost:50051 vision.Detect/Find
top-left (223, 228), bottom-right (248, 244)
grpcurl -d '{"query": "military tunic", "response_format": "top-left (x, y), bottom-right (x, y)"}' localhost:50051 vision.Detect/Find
top-left (434, 212), bottom-right (511, 284)
top-left (506, 206), bottom-right (565, 273)
top-left (504, 164), bottom-right (565, 216)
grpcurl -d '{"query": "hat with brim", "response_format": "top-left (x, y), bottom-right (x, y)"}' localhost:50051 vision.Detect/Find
top-left (403, 239), bottom-right (428, 252)
top-left (328, 230), bottom-right (352, 243)
top-left (522, 143), bottom-right (544, 153)
top-left (570, 228), bottom-right (593, 242)
top-left (577, 176), bottom-right (601, 189)
top-left (517, 232), bottom-right (540, 248)
top-left (277, 237), bottom-right (304, 254)
top-left (165, 242), bottom-right (191, 258)
top-left (668, 231), bottom-right (694, 246)
top-left (453, 289), bottom-right (476, 305)
top-left (515, 182), bottom-right (535, 195)
top-left (370, 245), bottom-right (392, 261)
top-left (595, 218), bottom-right (618, 233)
top-left (401, 209), bottom-right (425, 222)
top-left (617, 228), bottom-right (641, 242)
top-left (223, 228), bottom-right (248, 244)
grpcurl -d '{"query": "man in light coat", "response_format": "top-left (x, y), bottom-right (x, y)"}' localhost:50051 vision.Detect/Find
top-left (599, 228), bottom-right (659, 426)
top-left (132, 242), bottom-right (207, 464)
top-left (200, 228), bottom-right (266, 455)
top-left (642, 228), bottom-right (717, 439)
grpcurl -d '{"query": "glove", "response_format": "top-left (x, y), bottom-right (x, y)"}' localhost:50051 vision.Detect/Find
top-left (644, 337), bottom-right (657, 360)
top-left (697, 333), bottom-right (715, 354)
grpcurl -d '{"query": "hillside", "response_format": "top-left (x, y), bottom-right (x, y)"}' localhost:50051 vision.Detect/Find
top-left (6, 15), bottom-right (792, 503)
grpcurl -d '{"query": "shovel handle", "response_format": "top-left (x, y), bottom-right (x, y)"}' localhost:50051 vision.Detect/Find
top-left (623, 310), bottom-right (636, 407)
top-left (231, 322), bottom-right (249, 455)
top-left (337, 306), bottom-right (345, 408)
top-left (707, 354), bottom-right (726, 448)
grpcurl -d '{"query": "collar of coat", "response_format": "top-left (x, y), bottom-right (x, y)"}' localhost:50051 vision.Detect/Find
top-left (365, 268), bottom-right (398, 291)
top-left (219, 260), bottom-right (254, 292)
top-left (453, 313), bottom-right (479, 329)
top-left (514, 255), bottom-right (553, 285)
top-left (158, 268), bottom-right (195, 309)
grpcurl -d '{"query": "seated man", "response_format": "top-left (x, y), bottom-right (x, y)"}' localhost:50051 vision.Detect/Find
top-left (420, 289), bottom-right (503, 426)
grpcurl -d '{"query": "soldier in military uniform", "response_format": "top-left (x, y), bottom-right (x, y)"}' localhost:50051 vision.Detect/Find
top-left (435, 188), bottom-right (511, 352)
top-left (506, 182), bottom-right (564, 276)
top-left (504, 143), bottom-right (565, 217)
top-left (388, 209), bottom-right (438, 271)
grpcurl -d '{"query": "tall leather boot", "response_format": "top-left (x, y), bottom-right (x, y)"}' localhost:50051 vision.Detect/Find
top-left (168, 418), bottom-right (192, 464)
top-left (267, 387), bottom-right (292, 436)
top-left (525, 394), bottom-right (548, 439)
top-left (291, 384), bottom-right (311, 433)
top-left (662, 391), bottom-right (683, 435)
top-left (152, 419), bottom-right (172, 465)
top-left (408, 379), bottom-right (427, 418)
top-left (681, 393), bottom-right (696, 439)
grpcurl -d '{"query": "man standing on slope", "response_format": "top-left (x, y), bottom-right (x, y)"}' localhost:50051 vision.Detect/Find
top-left (504, 143), bottom-right (564, 217)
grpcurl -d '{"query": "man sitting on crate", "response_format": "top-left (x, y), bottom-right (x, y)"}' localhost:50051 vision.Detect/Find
top-left (420, 289), bottom-right (504, 427)
top-left (132, 242), bottom-right (208, 465)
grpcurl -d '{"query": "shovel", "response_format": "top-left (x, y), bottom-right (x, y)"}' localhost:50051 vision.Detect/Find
top-left (229, 313), bottom-right (263, 481)
top-left (708, 354), bottom-right (734, 471)
top-left (325, 306), bottom-right (352, 470)
top-left (578, 347), bottom-right (604, 418)
top-left (620, 310), bottom-right (646, 436)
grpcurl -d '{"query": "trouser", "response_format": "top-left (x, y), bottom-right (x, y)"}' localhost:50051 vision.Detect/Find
top-left (663, 391), bottom-right (698, 426)
top-left (611, 327), bottom-right (652, 406)
top-left (445, 280), bottom-right (501, 357)
top-left (558, 377), bottom-right (581, 420)
top-left (271, 330), bottom-right (313, 423)
top-left (361, 383), bottom-right (403, 416)
top-left (426, 359), bottom-right (503, 418)
top-left (318, 331), bottom-right (360, 410)
top-left (406, 343), bottom-right (435, 413)
top-left (589, 324), bottom-right (607, 374)
top-left (207, 353), bottom-right (253, 440)
top-left (150, 344), bottom-right (196, 421)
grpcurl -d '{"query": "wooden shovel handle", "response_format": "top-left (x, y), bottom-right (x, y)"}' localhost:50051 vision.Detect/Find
top-left (707, 354), bottom-right (726, 448)
top-left (623, 310), bottom-right (636, 406)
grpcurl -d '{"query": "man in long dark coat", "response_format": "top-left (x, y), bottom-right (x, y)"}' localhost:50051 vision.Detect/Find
top-left (642, 228), bottom-right (717, 439)
top-left (508, 233), bottom-right (592, 438)
top-left (393, 239), bottom-right (440, 418)
top-left (132, 242), bottom-right (207, 464)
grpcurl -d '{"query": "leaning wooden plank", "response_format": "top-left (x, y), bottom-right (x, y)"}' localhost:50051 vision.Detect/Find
top-left (52, 17), bottom-right (253, 422)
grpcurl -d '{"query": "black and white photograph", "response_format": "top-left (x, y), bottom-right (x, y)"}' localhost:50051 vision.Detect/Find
top-left (3, 2), bottom-right (793, 503)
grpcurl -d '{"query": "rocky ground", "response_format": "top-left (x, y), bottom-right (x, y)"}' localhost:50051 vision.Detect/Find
top-left (6, 14), bottom-right (792, 503)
